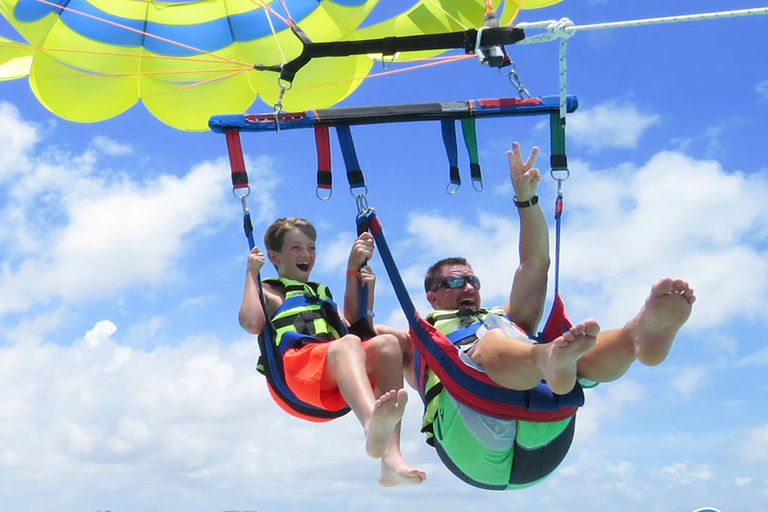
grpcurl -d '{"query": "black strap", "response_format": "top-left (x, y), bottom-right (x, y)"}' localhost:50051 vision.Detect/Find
top-left (278, 25), bottom-right (524, 82)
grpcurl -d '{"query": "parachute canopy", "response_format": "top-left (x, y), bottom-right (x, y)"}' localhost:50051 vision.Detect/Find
top-left (0, 0), bottom-right (565, 130)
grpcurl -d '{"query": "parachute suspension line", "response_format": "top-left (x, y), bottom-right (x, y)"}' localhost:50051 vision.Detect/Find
top-left (276, 0), bottom-right (296, 26)
top-left (29, 0), bottom-right (253, 68)
top-left (260, 4), bottom-right (289, 65)
top-left (245, 0), bottom-right (290, 26)
top-left (0, 41), bottom-right (246, 67)
top-left (140, 68), bottom-right (252, 100)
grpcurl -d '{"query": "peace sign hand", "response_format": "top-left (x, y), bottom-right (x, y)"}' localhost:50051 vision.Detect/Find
top-left (507, 141), bottom-right (541, 202)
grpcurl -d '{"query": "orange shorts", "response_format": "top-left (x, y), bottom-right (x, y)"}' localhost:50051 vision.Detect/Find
top-left (283, 338), bottom-right (373, 412)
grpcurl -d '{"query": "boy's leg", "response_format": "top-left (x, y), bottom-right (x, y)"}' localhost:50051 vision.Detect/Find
top-left (468, 321), bottom-right (599, 395)
top-left (363, 334), bottom-right (426, 486)
top-left (324, 334), bottom-right (425, 485)
top-left (576, 278), bottom-right (695, 383)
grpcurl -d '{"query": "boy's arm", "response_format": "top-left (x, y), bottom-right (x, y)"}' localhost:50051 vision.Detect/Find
top-left (343, 233), bottom-right (376, 323)
top-left (238, 246), bottom-right (279, 335)
top-left (503, 142), bottom-right (551, 335)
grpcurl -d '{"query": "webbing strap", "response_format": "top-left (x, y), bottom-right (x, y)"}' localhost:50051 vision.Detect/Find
top-left (225, 129), bottom-right (249, 190)
top-left (461, 118), bottom-right (482, 191)
top-left (314, 125), bottom-right (332, 199)
top-left (549, 111), bottom-right (568, 170)
top-left (335, 125), bottom-right (365, 192)
top-left (440, 120), bottom-right (461, 192)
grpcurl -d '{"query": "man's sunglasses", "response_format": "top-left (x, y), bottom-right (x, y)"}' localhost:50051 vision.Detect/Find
top-left (432, 275), bottom-right (481, 292)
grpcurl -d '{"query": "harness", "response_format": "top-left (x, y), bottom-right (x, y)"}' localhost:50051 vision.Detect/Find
top-left (258, 277), bottom-right (347, 360)
top-left (254, 277), bottom-right (352, 422)
top-left (417, 307), bottom-right (583, 445)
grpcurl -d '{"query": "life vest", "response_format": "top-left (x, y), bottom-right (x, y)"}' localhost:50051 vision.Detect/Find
top-left (256, 277), bottom-right (351, 422)
top-left (417, 307), bottom-right (584, 444)
top-left (259, 277), bottom-right (347, 359)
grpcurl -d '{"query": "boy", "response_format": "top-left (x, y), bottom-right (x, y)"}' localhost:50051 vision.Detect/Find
top-left (239, 217), bottom-right (425, 486)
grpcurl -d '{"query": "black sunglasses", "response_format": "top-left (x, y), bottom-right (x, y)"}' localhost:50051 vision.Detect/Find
top-left (432, 275), bottom-right (481, 292)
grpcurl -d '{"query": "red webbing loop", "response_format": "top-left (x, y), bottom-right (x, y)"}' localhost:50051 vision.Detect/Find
top-left (314, 125), bottom-right (332, 196)
top-left (225, 129), bottom-right (249, 190)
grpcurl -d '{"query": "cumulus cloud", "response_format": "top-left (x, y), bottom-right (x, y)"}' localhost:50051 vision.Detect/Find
top-left (757, 79), bottom-right (768, 102)
top-left (737, 422), bottom-right (768, 463)
top-left (559, 151), bottom-right (768, 328)
top-left (89, 135), bottom-right (133, 156)
top-left (0, 320), bottom-right (436, 512)
top-left (394, 150), bottom-right (768, 331)
top-left (671, 366), bottom-right (710, 398)
top-left (0, 108), bottom-right (279, 318)
top-left (567, 100), bottom-right (660, 151)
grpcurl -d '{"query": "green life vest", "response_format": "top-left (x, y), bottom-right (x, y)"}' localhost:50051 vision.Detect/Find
top-left (420, 307), bottom-right (510, 445)
top-left (255, 278), bottom-right (347, 376)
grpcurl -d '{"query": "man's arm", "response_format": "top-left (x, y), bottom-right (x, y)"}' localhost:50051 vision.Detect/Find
top-left (503, 142), bottom-right (551, 335)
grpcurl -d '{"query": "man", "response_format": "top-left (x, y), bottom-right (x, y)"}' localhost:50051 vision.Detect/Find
top-left (381, 141), bottom-right (695, 489)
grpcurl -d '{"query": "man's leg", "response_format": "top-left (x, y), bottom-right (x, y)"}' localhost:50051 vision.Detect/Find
top-left (576, 278), bottom-right (695, 382)
top-left (469, 321), bottom-right (600, 395)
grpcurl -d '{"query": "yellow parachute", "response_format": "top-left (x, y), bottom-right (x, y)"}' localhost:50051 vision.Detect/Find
top-left (0, 0), bottom-right (565, 130)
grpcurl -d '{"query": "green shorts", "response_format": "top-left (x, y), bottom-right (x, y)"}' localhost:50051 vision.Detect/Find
top-left (432, 390), bottom-right (576, 490)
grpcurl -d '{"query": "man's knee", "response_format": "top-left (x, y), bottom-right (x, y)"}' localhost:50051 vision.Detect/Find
top-left (366, 334), bottom-right (401, 362)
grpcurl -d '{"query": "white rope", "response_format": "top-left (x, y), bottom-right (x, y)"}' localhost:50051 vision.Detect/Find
top-left (517, 7), bottom-right (768, 45)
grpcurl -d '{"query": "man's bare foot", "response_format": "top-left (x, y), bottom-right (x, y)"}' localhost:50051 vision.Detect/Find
top-left (366, 389), bottom-right (408, 459)
top-left (539, 320), bottom-right (600, 394)
top-left (629, 278), bottom-right (695, 366)
top-left (379, 453), bottom-right (427, 487)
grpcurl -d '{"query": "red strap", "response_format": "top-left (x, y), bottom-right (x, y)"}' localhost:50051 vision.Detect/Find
top-left (225, 130), bottom-right (248, 190)
top-left (315, 125), bottom-right (332, 191)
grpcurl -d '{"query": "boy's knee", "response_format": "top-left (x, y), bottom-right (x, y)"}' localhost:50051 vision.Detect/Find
top-left (327, 334), bottom-right (363, 361)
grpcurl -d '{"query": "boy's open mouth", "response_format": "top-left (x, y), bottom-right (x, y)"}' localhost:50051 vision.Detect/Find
top-left (296, 262), bottom-right (310, 272)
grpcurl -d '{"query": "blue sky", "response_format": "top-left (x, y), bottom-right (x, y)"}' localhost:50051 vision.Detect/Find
top-left (0, 1), bottom-right (767, 511)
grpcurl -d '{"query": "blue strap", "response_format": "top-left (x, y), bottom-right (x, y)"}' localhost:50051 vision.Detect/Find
top-left (441, 120), bottom-right (461, 191)
top-left (335, 124), bottom-right (365, 192)
top-left (334, 125), bottom-right (369, 323)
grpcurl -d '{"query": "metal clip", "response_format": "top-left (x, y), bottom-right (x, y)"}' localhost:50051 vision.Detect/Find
top-left (352, 187), bottom-right (370, 215)
top-left (550, 168), bottom-right (570, 195)
top-left (503, 62), bottom-right (531, 99)
top-left (272, 77), bottom-right (292, 133)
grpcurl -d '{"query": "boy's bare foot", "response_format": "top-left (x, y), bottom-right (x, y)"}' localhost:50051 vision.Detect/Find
top-left (629, 278), bottom-right (695, 366)
top-left (539, 320), bottom-right (600, 394)
top-left (366, 389), bottom-right (408, 459)
top-left (379, 453), bottom-right (427, 487)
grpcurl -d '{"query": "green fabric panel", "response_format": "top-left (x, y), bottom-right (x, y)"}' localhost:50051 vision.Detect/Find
top-left (516, 417), bottom-right (571, 450)
top-left (433, 389), bottom-right (512, 487)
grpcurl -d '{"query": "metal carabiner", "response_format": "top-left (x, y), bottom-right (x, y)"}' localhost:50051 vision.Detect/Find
top-left (502, 62), bottom-right (531, 99)
top-left (272, 77), bottom-right (293, 133)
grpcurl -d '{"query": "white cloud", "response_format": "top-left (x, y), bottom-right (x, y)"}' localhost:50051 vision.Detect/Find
top-left (567, 100), bottom-right (660, 151)
top-left (659, 461), bottom-right (714, 484)
top-left (0, 101), bottom-right (37, 181)
top-left (0, 107), bottom-right (282, 318)
top-left (671, 366), bottom-right (710, 398)
top-left (575, 379), bottom-right (644, 442)
top-left (90, 135), bottom-right (133, 156)
top-left (757, 79), bottom-right (768, 102)
top-left (559, 151), bottom-right (768, 329)
top-left (737, 422), bottom-right (768, 463)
